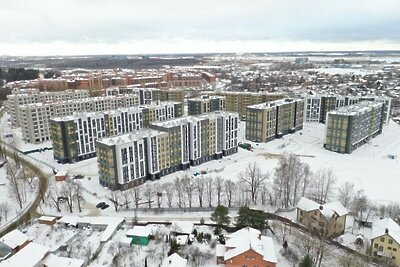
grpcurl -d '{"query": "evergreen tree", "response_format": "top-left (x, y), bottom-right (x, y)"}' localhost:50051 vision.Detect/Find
top-left (299, 254), bottom-right (313, 267)
top-left (210, 205), bottom-right (230, 226)
top-left (236, 206), bottom-right (268, 230)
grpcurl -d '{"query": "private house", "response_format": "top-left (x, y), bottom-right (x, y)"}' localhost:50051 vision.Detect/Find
top-left (296, 197), bottom-right (348, 238)
top-left (38, 216), bottom-right (58, 226)
top-left (125, 226), bottom-right (151, 246)
top-left (1, 242), bottom-right (50, 267)
top-left (370, 218), bottom-right (400, 266)
top-left (0, 229), bottom-right (31, 254)
top-left (216, 227), bottom-right (277, 267)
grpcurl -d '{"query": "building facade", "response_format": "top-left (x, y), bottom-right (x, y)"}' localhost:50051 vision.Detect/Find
top-left (6, 89), bottom-right (89, 127)
top-left (19, 94), bottom-right (139, 144)
top-left (296, 197), bottom-right (348, 238)
top-left (50, 102), bottom-right (181, 163)
top-left (324, 101), bottom-right (384, 154)
top-left (96, 111), bottom-right (238, 190)
top-left (304, 94), bottom-right (391, 124)
top-left (245, 98), bottom-right (304, 142)
top-left (370, 218), bottom-right (400, 267)
top-left (187, 95), bottom-right (226, 115)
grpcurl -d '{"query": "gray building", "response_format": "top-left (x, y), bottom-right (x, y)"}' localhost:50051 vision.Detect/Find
top-left (187, 95), bottom-right (226, 115)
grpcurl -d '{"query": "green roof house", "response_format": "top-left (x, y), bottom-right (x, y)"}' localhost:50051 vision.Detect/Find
top-left (126, 226), bottom-right (151, 246)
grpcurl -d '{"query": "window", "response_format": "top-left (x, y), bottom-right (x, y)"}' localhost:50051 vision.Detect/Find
top-left (393, 248), bottom-right (397, 252)
top-left (389, 239), bottom-right (393, 244)
top-left (374, 244), bottom-right (378, 248)
top-left (380, 237), bottom-right (385, 242)
top-left (388, 247), bottom-right (392, 250)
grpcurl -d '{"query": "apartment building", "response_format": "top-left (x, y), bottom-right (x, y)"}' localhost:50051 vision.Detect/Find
top-left (245, 98), bottom-right (304, 142)
top-left (6, 89), bottom-right (89, 126)
top-left (370, 218), bottom-right (400, 267)
top-left (96, 111), bottom-right (238, 190)
top-left (324, 101), bottom-right (384, 154)
top-left (50, 102), bottom-right (181, 163)
top-left (19, 94), bottom-right (139, 143)
top-left (304, 94), bottom-right (391, 123)
top-left (206, 91), bottom-right (285, 118)
top-left (106, 87), bottom-right (185, 108)
top-left (296, 197), bottom-right (348, 238)
top-left (187, 95), bottom-right (226, 115)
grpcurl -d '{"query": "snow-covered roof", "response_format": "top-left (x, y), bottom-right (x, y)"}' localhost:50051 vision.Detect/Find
top-left (55, 170), bottom-right (68, 176)
top-left (0, 229), bottom-right (30, 249)
top-left (170, 221), bottom-right (193, 235)
top-left (216, 244), bottom-right (226, 257)
top-left (39, 216), bottom-right (57, 222)
top-left (371, 218), bottom-right (400, 245)
top-left (1, 242), bottom-right (50, 267)
top-left (297, 197), bottom-right (348, 219)
top-left (126, 226), bottom-right (151, 237)
top-left (223, 227), bottom-right (277, 263)
top-left (261, 236), bottom-right (278, 263)
top-left (57, 216), bottom-right (124, 242)
top-left (42, 253), bottom-right (84, 267)
top-left (161, 253), bottom-right (187, 267)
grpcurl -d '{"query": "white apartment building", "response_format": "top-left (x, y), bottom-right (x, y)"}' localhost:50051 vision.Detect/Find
top-left (6, 89), bottom-right (89, 127)
top-left (19, 94), bottom-right (139, 143)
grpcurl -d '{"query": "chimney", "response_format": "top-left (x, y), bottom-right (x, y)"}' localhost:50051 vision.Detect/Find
top-left (319, 205), bottom-right (323, 210)
top-left (385, 228), bottom-right (389, 234)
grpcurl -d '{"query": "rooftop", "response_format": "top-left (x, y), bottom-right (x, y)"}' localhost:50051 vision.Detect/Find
top-left (328, 101), bottom-right (383, 116)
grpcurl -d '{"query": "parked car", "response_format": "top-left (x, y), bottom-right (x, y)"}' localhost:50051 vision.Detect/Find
top-left (57, 196), bottom-right (68, 203)
top-left (96, 202), bottom-right (106, 208)
top-left (73, 174), bottom-right (84, 179)
top-left (100, 204), bottom-right (109, 210)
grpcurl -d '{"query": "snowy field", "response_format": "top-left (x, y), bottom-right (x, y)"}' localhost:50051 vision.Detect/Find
top-left (305, 67), bottom-right (381, 75)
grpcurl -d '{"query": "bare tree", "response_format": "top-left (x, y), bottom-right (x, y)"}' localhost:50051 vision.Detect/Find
top-left (352, 189), bottom-right (368, 221)
top-left (338, 182), bottom-right (354, 208)
top-left (47, 180), bottom-right (62, 212)
top-left (109, 190), bottom-right (121, 212)
top-left (182, 175), bottom-right (194, 208)
top-left (6, 162), bottom-right (24, 209)
top-left (215, 176), bottom-right (223, 206)
top-left (273, 154), bottom-right (309, 208)
top-left (239, 162), bottom-right (268, 204)
top-left (74, 181), bottom-right (83, 212)
top-left (195, 176), bottom-right (205, 207)
top-left (154, 183), bottom-right (163, 208)
top-left (224, 179), bottom-right (236, 207)
top-left (162, 182), bottom-right (174, 208)
top-left (143, 184), bottom-right (153, 208)
top-left (61, 179), bottom-right (75, 213)
top-left (205, 176), bottom-right (214, 207)
top-left (120, 189), bottom-right (131, 209)
top-left (312, 168), bottom-right (336, 204)
top-left (0, 202), bottom-right (10, 222)
top-left (174, 177), bottom-right (184, 208)
top-left (130, 187), bottom-right (141, 208)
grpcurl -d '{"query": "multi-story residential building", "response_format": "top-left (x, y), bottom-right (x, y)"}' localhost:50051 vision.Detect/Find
top-left (206, 91), bottom-right (285, 118)
top-left (187, 95), bottom-right (226, 115)
top-left (19, 94), bottom-right (139, 143)
top-left (296, 197), bottom-right (348, 238)
top-left (106, 87), bottom-right (185, 108)
top-left (96, 111), bottom-right (238, 190)
top-left (216, 227), bottom-right (277, 267)
top-left (245, 98), bottom-right (304, 142)
top-left (370, 218), bottom-right (400, 267)
top-left (6, 89), bottom-right (89, 126)
top-left (304, 94), bottom-right (391, 123)
top-left (50, 102), bottom-right (182, 163)
top-left (324, 101), bottom-right (384, 154)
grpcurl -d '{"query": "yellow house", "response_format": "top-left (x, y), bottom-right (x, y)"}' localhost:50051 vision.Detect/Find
top-left (296, 197), bottom-right (348, 238)
top-left (370, 218), bottom-right (400, 266)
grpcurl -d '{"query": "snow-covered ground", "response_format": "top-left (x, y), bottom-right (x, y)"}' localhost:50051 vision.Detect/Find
top-left (26, 119), bottom-right (400, 210)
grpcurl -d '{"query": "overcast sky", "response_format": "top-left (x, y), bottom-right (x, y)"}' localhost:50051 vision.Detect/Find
top-left (1, 0), bottom-right (400, 55)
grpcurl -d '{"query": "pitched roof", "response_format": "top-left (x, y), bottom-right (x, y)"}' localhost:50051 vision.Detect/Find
top-left (161, 253), bottom-right (187, 267)
top-left (125, 226), bottom-right (151, 237)
top-left (0, 229), bottom-right (30, 250)
top-left (371, 218), bottom-right (400, 245)
top-left (1, 242), bottom-right (50, 267)
top-left (297, 197), bottom-right (348, 219)
top-left (223, 227), bottom-right (277, 263)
